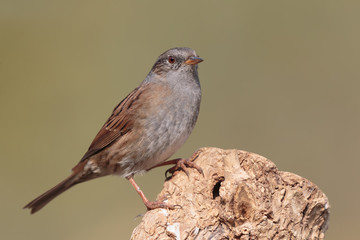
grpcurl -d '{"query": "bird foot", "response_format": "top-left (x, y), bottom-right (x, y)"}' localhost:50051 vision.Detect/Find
top-left (165, 151), bottom-right (203, 178)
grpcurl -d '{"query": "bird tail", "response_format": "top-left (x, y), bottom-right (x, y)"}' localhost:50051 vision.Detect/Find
top-left (24, 173), bottom-right (80, 214)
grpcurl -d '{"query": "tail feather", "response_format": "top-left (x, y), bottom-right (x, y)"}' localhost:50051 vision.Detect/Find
top-left (24, 174), bottom-right (79, 214)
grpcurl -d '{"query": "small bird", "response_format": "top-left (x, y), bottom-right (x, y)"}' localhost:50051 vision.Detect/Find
top-left (24, 47), bottom-right (203, 214)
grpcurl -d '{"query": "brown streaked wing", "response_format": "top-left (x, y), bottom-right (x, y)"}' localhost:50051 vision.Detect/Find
top-left (79, 86), bottom-right (143, 162)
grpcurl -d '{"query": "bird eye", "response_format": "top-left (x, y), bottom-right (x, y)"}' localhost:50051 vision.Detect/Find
top-left (168, 56), bottom-right (175, 64)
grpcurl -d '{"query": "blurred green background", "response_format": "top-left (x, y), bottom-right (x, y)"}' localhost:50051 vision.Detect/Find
top-left (1, 0), bottom-right (359, 239)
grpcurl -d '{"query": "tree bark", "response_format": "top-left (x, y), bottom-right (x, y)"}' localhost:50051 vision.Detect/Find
top-left (131, 147), bottom-right (330, 240)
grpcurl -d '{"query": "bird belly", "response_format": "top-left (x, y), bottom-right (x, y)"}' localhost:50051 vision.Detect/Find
top-left (118, 97), bottom-right (199, 177)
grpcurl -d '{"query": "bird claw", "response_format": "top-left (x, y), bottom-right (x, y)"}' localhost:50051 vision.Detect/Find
top-left (165, 153), bottom-right (203, 179)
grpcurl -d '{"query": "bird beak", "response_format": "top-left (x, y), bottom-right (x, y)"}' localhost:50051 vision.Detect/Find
top-left (185, 56), bottom-right (204, 65)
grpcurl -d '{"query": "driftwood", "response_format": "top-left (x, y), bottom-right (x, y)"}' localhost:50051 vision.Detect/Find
top-left (131, 147), bottom-right (330, 240)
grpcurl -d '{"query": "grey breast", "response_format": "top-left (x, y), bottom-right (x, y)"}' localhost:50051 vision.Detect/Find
top-left (140, 81), bottom-right (201, 170)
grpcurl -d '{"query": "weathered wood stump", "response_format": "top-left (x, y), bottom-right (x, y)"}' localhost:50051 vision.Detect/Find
top-left (131, 147), bottom-right (330, 240)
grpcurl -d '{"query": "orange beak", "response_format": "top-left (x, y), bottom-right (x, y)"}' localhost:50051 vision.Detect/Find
top-left (185, 56), bottom-right (204, 65)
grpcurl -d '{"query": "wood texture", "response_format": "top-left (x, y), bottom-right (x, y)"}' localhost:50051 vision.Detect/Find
top-left (131, 147), bottom-right (330, 240)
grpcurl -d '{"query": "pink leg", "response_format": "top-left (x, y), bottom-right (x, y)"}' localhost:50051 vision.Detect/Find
top-left (149, 151), bottom-right (203, 177)
top-left (127, 176), bottom-right (174, 210)
top-left (147, 158), bottom-right (182, 170)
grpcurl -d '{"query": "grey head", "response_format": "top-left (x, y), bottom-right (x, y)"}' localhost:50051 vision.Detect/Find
top-left (145, 47), bottom-right (203, 87)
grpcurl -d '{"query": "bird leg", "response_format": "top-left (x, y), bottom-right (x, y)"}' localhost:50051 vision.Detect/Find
top-left (164, 157), bottom-right (204, 178)
top-left (148, 151), bottom-right (204, 178)
top-left (127, 176), bottom-right (174, 210)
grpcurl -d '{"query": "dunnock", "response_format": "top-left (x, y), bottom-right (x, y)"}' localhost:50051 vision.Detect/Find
top-left (24, 47), bottom-right (203, 214)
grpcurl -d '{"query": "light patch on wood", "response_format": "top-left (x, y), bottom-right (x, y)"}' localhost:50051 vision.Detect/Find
top-left (166, 223), bottom-right (180, 240)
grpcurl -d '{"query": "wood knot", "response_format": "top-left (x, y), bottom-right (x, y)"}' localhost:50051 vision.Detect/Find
top-left (234, 183), bottom-right (255, 224)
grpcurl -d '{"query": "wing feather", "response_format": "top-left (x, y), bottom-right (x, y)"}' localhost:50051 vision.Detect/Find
top-left (79, 86), bottom-right (142, 162)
